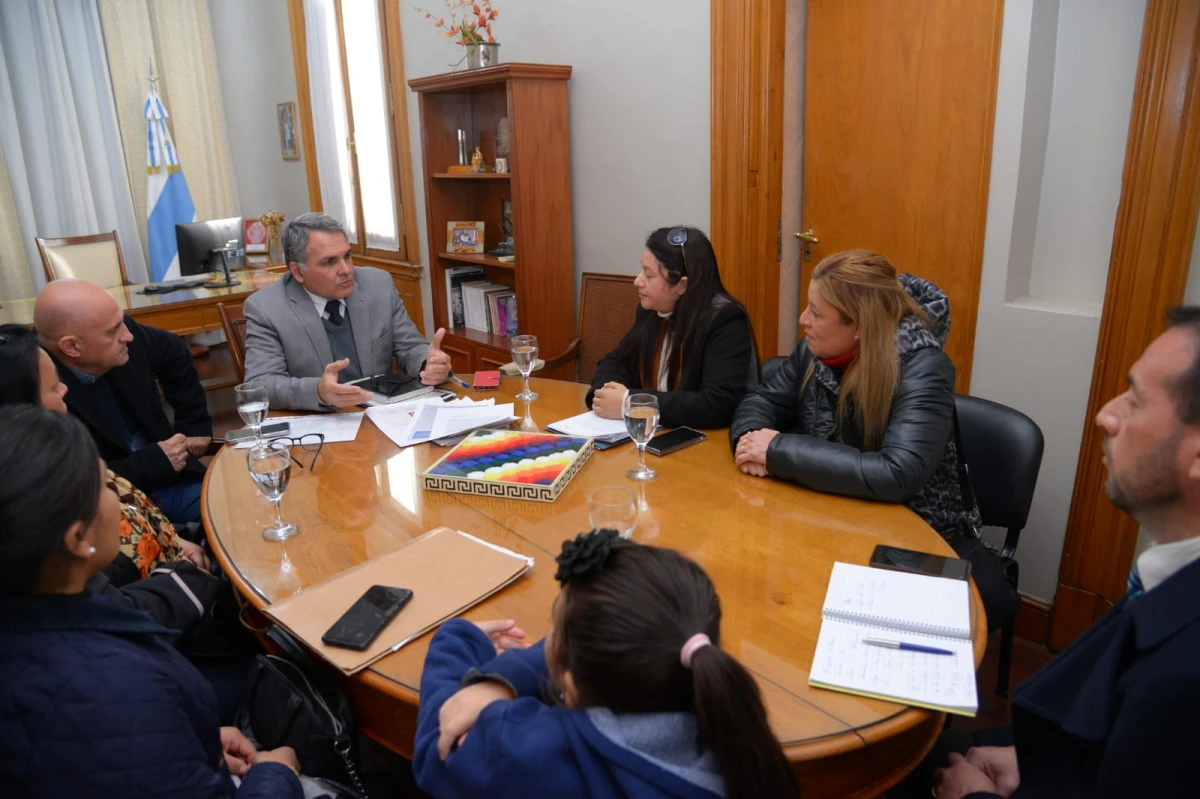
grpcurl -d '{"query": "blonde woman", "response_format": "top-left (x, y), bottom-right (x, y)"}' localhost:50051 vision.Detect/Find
top-left (730, 249), bottom-right (981, 542)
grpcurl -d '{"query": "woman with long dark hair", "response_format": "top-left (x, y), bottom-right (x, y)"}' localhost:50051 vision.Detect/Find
top-left (0, 406), bottom-right (303, 796)
top-left (588, 226), bottom-right (758, 429)
top-left (413, 529), bottom-right (800, 799)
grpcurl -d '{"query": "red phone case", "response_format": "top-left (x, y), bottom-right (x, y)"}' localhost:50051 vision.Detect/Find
top-left (473, 370), bottom-right (501, 389)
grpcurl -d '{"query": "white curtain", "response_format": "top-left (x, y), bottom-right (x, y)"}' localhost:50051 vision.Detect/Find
top-left (97, 0), bottom-right (239, 259)
top-left (304, 0), bottom-right (358, 243)
top-left (0, 0), bottom-right (149, 297)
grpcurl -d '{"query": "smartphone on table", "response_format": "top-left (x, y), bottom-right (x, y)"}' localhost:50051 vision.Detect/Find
top-left (646, 427), bottom-right (707, 456)
top-left (224, 421), bottom-right (290, 444)
top-left (321, 585), bottom-right (414, 651)
top-left (869, 545), bottom-right (971, 581)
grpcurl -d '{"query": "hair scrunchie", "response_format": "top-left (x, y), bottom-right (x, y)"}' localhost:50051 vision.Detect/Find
top-left (554, 529), bottom-right (630, 586)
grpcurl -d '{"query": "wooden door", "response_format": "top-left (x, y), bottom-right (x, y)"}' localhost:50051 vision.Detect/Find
top-left (800, 0), bottom-right (1004, 389)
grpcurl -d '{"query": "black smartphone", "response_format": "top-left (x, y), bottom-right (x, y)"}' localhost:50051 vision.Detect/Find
top-left (869, 545), bottom-right (971, 581)
top-left (646, 427), bottom-right (707, 456)
top-left (225, 420), bottom-right (290, 443)
top-left (321, 585), bottom-right (414, 651)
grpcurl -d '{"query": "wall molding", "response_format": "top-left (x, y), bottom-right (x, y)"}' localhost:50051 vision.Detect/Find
top-left (710, 0), bottom-right (786, 359)
top-left (1049, 0), bottom-right (1200, 650)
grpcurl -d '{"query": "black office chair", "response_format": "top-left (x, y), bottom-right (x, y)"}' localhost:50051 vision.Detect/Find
top-left (954, 394), bottom-right (1044, 697)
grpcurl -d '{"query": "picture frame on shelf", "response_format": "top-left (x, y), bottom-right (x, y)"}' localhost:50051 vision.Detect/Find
top-left (244, 218), bottom-right (268, 253)
top-left (447, 221), bottom-right (485, 254)
top-left (277, 102), bottom-right (300, 161)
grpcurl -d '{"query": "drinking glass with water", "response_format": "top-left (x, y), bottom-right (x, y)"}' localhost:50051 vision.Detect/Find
top-left (511, 334), bottom-right (538, 401)
top-left (623, 393), bottom-right (659, 481)
top-left (247, 440), bottom-right (298, 541)
top-left (235, 382), bottom-right (269, 447)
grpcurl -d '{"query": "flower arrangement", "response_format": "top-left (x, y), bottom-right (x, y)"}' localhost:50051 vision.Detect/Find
top-left (260, 210), bottom-right (285, 239)
top-left (415, 0), bottom-right (499, 44)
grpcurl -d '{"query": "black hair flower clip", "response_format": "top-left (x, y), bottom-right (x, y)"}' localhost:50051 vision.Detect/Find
top-left (554, 529), bottom-right (629, 586)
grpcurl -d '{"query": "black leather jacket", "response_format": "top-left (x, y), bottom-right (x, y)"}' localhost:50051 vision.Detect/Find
top-left (730, 275), bottom-right (979, 540)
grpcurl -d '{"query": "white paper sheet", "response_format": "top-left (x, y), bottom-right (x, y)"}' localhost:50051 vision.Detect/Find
top-left (546, 411), bottom-right (630, 441)
top-left (232, 413), bottom-right (365, 449)
top-left (367, 397), bottom-right (513, 448)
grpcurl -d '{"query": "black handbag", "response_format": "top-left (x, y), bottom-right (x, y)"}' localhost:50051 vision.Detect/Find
top-left (951, 409), bottom-right (1021, 633)
top-left (236, 625), bottom-right (368, 797)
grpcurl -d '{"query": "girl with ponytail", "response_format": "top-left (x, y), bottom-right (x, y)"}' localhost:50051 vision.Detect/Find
top-left (413, 529), bottom-right (800, 799)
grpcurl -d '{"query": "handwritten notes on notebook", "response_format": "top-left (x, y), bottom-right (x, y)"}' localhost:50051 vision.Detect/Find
top-left (808, 562), bottom-right (978, 716)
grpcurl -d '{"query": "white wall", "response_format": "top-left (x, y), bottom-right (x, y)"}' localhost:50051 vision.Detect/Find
top-left (1188, 205), bottom-right (1200, 304)
top-left (209, 0), bottom-right (310, 224)
top-left (398, 0), bottom-right (711, 331)
top-left (970, 0), bottom-right (1145, 602)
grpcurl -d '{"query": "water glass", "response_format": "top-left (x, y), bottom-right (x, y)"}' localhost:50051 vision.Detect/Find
top-left (235, 382), bottom-right (269, 446)
top-left (247, 440), bottom-right (298, 541)
top-left (588, 487), bottom-right (637, 539)
top-left (511, 334), bottom-right (539, 401)
top-left (623, 393), bottom-right (659, 481)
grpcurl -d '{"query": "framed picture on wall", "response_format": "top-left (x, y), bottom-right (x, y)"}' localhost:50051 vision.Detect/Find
top-left (277, 102), bottom-right (300, 161)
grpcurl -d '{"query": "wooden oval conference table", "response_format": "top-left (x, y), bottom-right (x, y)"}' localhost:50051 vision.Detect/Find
top-left (204, 376), bottom-right (986, 799)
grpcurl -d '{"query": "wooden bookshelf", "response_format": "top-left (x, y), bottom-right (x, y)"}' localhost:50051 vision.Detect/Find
top-left (409, 63), bottom-right (574, 377)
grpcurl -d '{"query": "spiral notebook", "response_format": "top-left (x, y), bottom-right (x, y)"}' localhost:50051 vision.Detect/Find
top-left (808, 562), bottom-right (978, 716)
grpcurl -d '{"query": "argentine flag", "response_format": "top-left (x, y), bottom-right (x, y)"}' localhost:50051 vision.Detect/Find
top-left (145, 82), bottom-right (195, 281)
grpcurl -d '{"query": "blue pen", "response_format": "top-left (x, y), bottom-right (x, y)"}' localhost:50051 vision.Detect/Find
top-left (863, 638), bottom-right (954, 656)
top-left (449, 376), bottom-right (471, 389)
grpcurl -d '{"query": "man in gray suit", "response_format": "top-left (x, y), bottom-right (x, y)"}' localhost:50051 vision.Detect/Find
top-left (243, 212), bottom-right (451, 411)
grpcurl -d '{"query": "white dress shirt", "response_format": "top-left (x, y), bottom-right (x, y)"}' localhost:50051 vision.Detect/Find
top-left (305, 288), bottom-right (346, 322)
top-left (1136, 535), bottom-right (1200, 593)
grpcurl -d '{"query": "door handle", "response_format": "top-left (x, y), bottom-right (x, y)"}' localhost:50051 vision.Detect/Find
top-left (794, 229), bottom-right (819, 244)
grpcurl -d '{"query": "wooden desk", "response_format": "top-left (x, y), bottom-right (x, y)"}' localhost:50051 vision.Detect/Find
top-left (0, 269), bottom-right (284, 335)
top-left (203, 378), bottom-right (986, 799)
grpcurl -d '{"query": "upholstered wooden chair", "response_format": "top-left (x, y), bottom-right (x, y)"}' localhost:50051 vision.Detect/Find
top-left (216, 302), bottom-right (248, 383)
top-left (500, 272), bottom-right (639, 384)
top-left (36, 230), bottom-right (130, 288)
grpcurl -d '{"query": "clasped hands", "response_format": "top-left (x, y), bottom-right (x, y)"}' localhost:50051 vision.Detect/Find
top-left (157, 433), bottom-right (212, 471)
top-left (219, 726), bottom-right (300, 777)
top-left (933, 746), bottom-right (1020, 799)
top-left (591, 382), bottom-right (628, 419)
top-left (317, 328), bottom-right (455, 408)
top-left (733, 428), bottom-right (779, 477)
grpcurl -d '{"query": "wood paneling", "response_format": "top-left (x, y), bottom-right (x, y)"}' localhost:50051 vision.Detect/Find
top-left (203, 377), bottom-right (987, 794)
top-left (1014, 595), bottom-right (1052, 645)
top-left (797, 0), bottom-right (1003, 390)
top-left (1050, 0), bottom-right (1200, 650)
top-left (710, 0), bottom-right (786, 359)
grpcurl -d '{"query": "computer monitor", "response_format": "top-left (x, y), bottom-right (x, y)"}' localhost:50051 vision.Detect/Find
top-left (176, 217), bottom-right (244, 277)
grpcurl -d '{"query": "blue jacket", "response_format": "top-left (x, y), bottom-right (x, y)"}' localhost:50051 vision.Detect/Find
top-left (414, 619), bottom-right (724, 799)
top-left (967, 557), bottom-right (1200, 798)
top-left (0, 592), bottom-right (302, 798)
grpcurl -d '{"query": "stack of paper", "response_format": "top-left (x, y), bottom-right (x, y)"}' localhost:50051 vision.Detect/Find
top-left (367, 397), bottom-right (516, 448)
top-left (231, 413), bottom-right (365, 449)
top-left (546, 411), bottom-right (630, 444)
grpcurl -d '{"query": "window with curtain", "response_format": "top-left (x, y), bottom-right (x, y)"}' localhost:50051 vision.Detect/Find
top-left (303, 0), bottom-right (407, 258)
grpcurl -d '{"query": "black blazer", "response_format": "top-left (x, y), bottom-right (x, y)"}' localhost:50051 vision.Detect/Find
top-left (967, 557), bottom-right (1200, 798)
top-left (585, 302), bottom-right (757, 429)
top-left (52, 315), bottom-right (212, 492)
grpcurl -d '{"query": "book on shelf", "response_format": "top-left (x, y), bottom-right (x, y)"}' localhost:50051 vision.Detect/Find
top-left (462, 281), bottom-right (509, 333)
top-left (444, 266), bottom-right (485, 329)
top-left (483, 288), bottom-right (514, 335)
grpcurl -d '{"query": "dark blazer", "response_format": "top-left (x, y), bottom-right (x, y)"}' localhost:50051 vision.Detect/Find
top-left (52, 315), bottom-right (212, 492)
top-left (0, 592), bottom-right (303, 797)
top-left (586, 301), bottom-right (757, 429)
top-left (966, 557), bottom-right (1200, 798)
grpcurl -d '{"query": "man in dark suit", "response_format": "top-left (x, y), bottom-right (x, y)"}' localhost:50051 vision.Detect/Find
top-left (925, 306), bottom-right (1200, 798)
top-left (35, 280), bottom-right (212, 525)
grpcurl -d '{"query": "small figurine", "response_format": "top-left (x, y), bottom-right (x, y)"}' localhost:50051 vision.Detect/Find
top-left (470, 146), bottom-right (485, 172)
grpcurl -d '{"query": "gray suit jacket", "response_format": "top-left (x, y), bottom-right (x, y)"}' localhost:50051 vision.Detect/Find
top-left (243, 267), bottom-right (429, 411)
